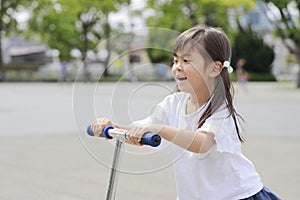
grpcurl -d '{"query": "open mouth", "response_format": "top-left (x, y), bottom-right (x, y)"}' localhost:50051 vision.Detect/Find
top-left (177, 77), bottom-right (187, 81)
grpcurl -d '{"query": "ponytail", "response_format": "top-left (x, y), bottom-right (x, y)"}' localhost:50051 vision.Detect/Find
top-left (198, 69), bottom-right (245, 142)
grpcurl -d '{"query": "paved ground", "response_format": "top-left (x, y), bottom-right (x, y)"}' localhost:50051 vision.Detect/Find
top-left (0, 81), bottom-right (299, 199)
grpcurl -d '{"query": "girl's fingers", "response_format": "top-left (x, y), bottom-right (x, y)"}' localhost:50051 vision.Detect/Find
top-left (91, 118), bottom-right (112, 137)
top-left (127, 128), bottom-right (143, 146)
top-left (91, 121), bottom-right (101, 136)
top-left (91, 121), bottom-right (146, 147)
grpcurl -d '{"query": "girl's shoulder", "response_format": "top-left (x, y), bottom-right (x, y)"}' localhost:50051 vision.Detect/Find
top-left (165, 92), bottom-right (189, 101)
top-left (155, 92), bottom-right (187, 110)
top-left (161, 92), bottom-right (189, 107)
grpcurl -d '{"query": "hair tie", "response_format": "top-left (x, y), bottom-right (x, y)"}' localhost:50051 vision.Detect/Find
top-left (222, 61), bottom-right (233, 73)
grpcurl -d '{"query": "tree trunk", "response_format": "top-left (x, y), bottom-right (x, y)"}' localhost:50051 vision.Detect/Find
top-left (102, 22), bottom-right (111, 78)
top-left (0, 34), bottom-right (2, 64)
top-left (0, 23), bottom-right (5, 81)
top-left (82, 26), bottom-right (90, 82)
top-left (297, 54), bottom-right (300, 88)
top-left (0, 18), bottom-right (3, 65)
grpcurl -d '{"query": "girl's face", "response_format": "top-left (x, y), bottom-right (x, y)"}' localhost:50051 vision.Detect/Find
top-left (172, 48), bottom-right (211, 96)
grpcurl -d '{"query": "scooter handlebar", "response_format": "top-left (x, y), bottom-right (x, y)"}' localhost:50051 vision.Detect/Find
top-left (86, 125), bottom-right (161, 147)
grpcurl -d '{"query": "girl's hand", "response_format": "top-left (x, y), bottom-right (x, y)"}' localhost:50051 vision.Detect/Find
top-left (126, 125), bottom-right (161, 146)
top-left (90, 118), bottom-right (118, 137)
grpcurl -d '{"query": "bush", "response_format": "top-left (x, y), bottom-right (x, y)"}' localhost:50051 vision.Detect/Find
top-left (246, 72), bottom-right (276, 81)
top-left (230, 72), bottom-right (276, 82)
top-left (232, 24), bottom-right (275, 74)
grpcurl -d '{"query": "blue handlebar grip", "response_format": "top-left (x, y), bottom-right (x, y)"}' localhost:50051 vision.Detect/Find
top-left (86, 125), bottom-right (113, 139)
top-left (140, 133), bottom-right (161, 147)
top-left (86, 125), bottom-right (94, 136)
top-left (102, 126), bottom-right (114, 139)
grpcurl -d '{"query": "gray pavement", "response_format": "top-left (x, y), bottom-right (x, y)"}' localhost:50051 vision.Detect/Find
top-left (0, 82), bottom-right (299, 199)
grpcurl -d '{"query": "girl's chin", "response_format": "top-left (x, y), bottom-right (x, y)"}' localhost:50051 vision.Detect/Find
top-left (177, 84), bottom-right (192, 93)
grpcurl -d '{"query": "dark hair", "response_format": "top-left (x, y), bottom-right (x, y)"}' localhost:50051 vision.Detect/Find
top-left (172, 25), bottom-right (244, 142)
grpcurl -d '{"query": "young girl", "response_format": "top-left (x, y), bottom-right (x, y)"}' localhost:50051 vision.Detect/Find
top-left (91, 26), bottom-right (281, 200)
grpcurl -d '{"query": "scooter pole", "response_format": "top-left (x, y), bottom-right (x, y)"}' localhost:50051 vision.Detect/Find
top-left (106, 138), bottom-right (123, 200)
top-left (86, 125), bottom-right (161, 199)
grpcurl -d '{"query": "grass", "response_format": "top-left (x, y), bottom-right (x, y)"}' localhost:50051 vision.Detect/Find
top-left (230, 72), bottom-right (277, 82)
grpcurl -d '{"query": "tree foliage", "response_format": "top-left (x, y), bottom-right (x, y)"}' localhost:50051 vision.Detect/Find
top-left (232, 24), bottom-right (275, 74)
top-left (27, 0), bottom-right (130, 61)
top-left (258, 0), bottom-right (300, 87)
top-left (0, 0), bottom-right (30, 64)
top-left (146, 28), bottom-right (180, 65)
top-left (145, 0), bottom-right (254, 64)
top-left (146, 0), bottom-right (253, 32)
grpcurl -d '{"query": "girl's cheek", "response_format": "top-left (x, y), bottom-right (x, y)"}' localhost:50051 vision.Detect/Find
top-left (171, 66), bottom-right (177, 76)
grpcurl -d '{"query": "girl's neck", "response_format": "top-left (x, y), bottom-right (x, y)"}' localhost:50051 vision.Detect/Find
top-left (186, 92), bottom-right (211, 115)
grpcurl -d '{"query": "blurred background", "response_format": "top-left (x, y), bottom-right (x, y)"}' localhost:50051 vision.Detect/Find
top-left (0, 0), bottom-right (299, 85)
top-left (1, 1), bottom-right (300, 199)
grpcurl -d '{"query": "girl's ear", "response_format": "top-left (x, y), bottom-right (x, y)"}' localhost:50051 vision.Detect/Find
top-left (209, 61), bottom-right (222, 78)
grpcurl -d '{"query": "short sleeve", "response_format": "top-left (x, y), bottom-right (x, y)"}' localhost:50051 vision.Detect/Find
top-left (132, 92), bottom-right (188, 127)
top-left (131, 96), bottom-right (169, 126)
top-left (197, 113), bottom-right (241, 154)
top-left (131, 94), bottom-right (182, 153)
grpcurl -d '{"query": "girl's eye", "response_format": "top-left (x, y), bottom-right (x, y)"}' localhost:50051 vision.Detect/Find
top-left (183, 59), bottom-right (190, 63)
top-left (173, 59), bottom-right (178, 63)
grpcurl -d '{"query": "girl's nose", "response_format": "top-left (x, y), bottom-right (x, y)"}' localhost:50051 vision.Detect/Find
top-left (173, 61), bottom-right (183, 71)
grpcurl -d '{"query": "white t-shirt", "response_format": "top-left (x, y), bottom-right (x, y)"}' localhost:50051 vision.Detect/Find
top-left (134, 92), bottom-right (263, 200)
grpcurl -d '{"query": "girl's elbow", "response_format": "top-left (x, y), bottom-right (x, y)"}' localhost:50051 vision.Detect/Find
top-left (189, 133), bottom-right (216, 153)
top-left (187, 144), bottom-right (214, 153)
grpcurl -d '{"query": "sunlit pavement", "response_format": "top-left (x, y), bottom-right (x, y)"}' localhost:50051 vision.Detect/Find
top-left (0, 82), bottom-right (299, 199)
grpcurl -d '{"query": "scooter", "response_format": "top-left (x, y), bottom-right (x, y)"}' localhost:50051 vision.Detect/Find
top-left (87, 125), bottom-right (161, 200)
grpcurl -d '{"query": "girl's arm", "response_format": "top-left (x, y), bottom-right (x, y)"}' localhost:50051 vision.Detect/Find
top-left (127, 124), bottom-right (216, 153)
top-left (91, 118), bottom-right (215, 153)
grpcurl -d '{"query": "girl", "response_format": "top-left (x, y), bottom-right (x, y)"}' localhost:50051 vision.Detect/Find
top-left (91, 26), bottom-right (281, 200)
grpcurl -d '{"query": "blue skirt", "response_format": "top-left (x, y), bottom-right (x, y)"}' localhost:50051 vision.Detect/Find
top-left (240, 187), bottom-right (282, 200)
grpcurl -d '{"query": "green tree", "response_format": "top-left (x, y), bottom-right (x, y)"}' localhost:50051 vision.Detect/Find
top-left (0, 0), bottom-right (30, 80)
top-left (147, 0), bottom-right (253, 32)
top-left (145, 0), bottom-right (253, 64)
top-left (232, 23), bottom-right (275, 75)
top-left (257, 0), bottom-right (300, 87)
top-left (146, 28), bottom-right (179, 65)
top-left (27, 0), bottom-right (130, 78)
